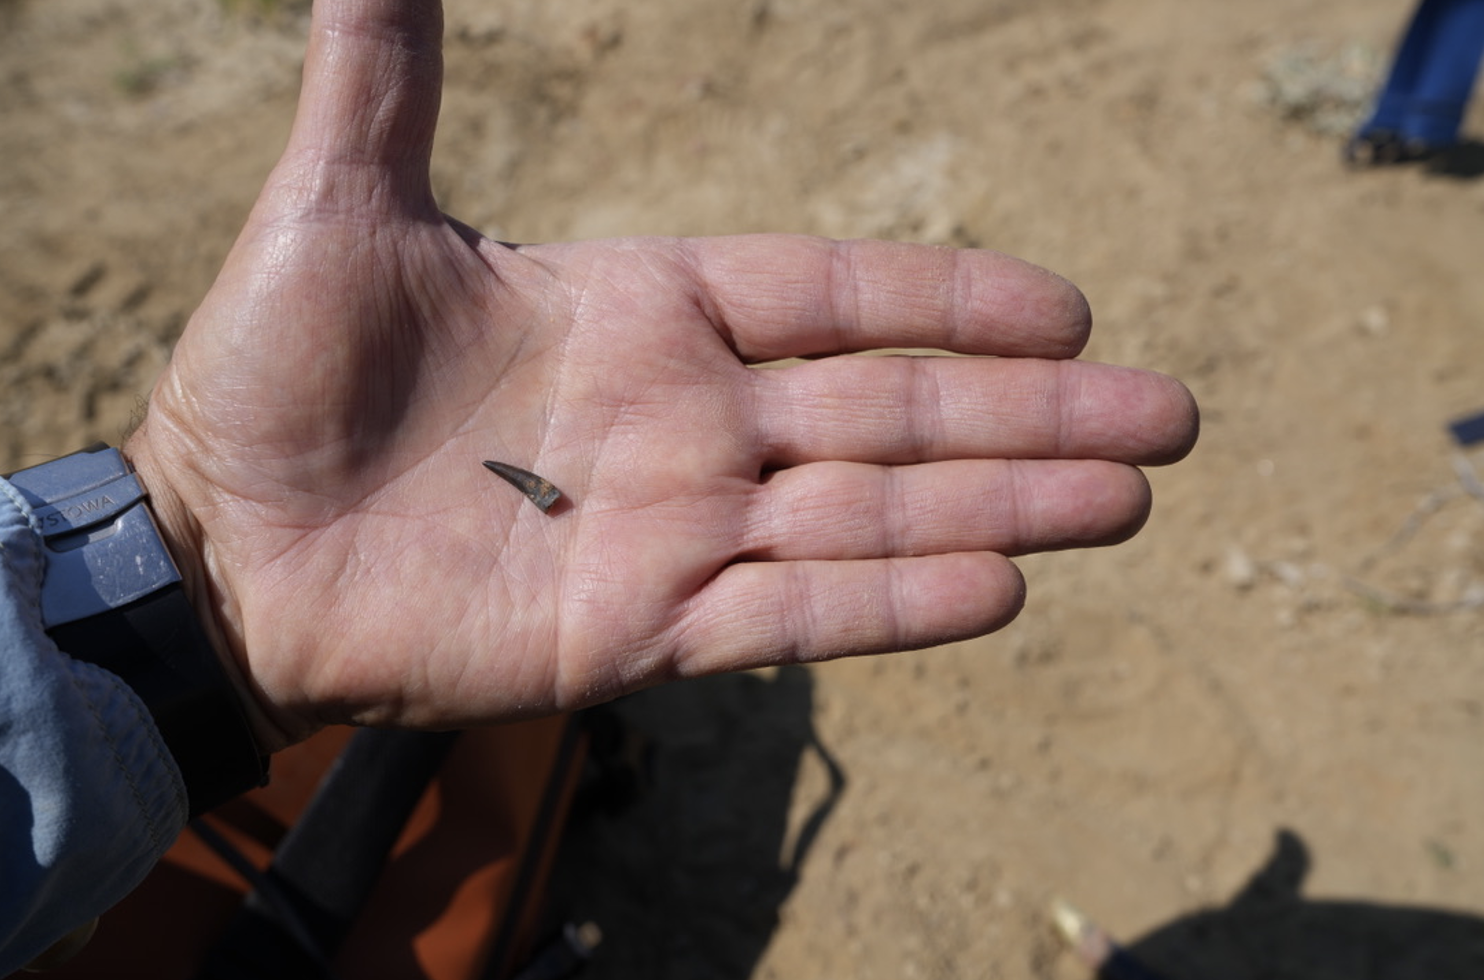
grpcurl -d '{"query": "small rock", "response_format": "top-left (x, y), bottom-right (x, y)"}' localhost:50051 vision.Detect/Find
top-left (1225, 546), bottom-right (1258, 590)
top-left (1359, 304), bottom-right (1390, 336)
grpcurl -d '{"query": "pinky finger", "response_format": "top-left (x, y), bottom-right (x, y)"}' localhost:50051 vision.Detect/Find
top-left (675, 553), bottom-right (1027, 676)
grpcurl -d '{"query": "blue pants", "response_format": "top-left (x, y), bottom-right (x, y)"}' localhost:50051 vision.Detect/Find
top-left (1359, 0), bottom-right (1484, 146)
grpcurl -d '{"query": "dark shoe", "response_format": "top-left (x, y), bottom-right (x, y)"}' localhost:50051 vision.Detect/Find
top-left (1343, 130), bottom-right (1441, 167)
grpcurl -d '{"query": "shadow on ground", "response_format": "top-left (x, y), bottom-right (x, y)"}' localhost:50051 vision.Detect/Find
top-left (548, 666), bottom-right (844, 980)
top-left (1108, 829), bottom-right (1484, 980)
top-left (1425, 139), bottom-right (1484, 178)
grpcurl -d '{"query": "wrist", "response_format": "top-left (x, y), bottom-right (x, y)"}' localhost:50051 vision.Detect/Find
top-left (121, 434), bottom-right (297, 755)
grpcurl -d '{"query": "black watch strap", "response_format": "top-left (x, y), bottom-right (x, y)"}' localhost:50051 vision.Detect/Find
top-left (6, 445), bottom-right (267, 817)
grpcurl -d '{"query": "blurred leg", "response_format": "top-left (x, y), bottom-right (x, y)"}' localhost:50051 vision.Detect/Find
top-left (1360, 0), bottom-right (1484, 147)
top-left (1402, 0), bottom-right (1484, 143)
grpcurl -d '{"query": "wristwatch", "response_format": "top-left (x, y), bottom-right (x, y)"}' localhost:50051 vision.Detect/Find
top-left (5, 444), bottom-right (268, 817)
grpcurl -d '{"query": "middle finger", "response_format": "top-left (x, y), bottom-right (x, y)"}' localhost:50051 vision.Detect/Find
top-left (751, 354), bottom-right (1196, 467)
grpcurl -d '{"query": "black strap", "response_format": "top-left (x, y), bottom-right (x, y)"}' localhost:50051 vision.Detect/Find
top-left (195, 729), bottom-right (460, 980)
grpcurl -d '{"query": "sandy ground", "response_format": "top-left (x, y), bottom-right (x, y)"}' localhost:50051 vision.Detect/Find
top-left (5, 0), bottom-right (1484, 977)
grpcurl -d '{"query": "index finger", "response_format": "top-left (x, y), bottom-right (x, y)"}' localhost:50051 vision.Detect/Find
top-left (684, 236), bottom-right (1092, 362)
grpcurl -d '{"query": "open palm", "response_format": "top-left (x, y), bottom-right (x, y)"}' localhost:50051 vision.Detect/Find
top-left (125, 0), bottom-right (1197, 749)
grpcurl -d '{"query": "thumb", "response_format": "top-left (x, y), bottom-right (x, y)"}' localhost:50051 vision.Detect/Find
top-left (273, 0), bottom-right (445, 216)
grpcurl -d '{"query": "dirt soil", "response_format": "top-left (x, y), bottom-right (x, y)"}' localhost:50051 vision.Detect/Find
top-left (5, 0), bottom-right (1484, 977)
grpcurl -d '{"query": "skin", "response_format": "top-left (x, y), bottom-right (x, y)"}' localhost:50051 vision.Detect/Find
top-left (121, 0), bottom-right (1198, 754)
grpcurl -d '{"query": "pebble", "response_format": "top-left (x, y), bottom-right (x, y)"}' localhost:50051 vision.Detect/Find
top-left (1225, 546), bottom-right (1257, 590)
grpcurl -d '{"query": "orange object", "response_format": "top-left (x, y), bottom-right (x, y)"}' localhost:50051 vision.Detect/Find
top-left (45, 715), bottom-right (586, 980)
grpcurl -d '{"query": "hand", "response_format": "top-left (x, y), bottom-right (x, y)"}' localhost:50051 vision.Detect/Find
top-left (124, 0), bottom-right (1197, 751)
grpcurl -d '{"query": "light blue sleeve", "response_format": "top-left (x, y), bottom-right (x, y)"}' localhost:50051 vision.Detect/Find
top-left (0, 476), bottom-right (188, 975)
